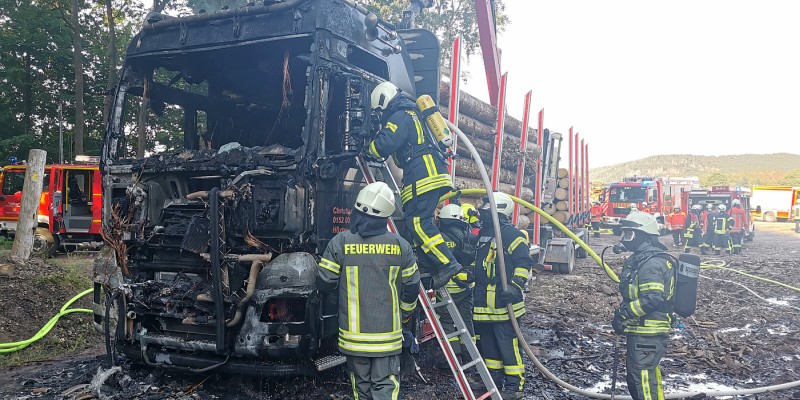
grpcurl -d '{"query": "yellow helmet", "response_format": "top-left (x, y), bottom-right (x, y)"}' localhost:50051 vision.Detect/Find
top-left (460, 203), bottom-right (478, 224)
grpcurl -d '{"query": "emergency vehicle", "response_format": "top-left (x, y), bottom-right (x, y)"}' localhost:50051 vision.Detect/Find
top-left (680, 185), bottom-right (755, 241)
top-left (601, 177), bottom-right (664, 235)
top-left (0, 157), bottom-right (103, 255)
top-left (750, 185), bottom-right (800, 222)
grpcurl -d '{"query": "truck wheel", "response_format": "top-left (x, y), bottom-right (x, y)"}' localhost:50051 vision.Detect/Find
top-left (763, 211), bottom-right (776, 222)
top-left (33, 228), bottom-right (57, 258)
top-left (576, 246), bottom-right (587, 259)
top-left (612, 226), bottom-right (622, 236)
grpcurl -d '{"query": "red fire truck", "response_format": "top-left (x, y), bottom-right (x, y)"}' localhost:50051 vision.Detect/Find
top-left (680, 185), bottom-right (755, 241)
top-left (601, 177), bottom-right (665, 235)
top-left (0, 158), bottom-right (103, 255)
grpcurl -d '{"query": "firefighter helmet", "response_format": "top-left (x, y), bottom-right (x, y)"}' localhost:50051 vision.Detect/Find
top-left (691, 204), bottom-right (703, 211)
top-left (732, 199), bottom-right (741, 206)
top-left (673, 205), bottom-right (681, 211)
top-left (706, 204), bottom-right (713, 210)
top-left (461, 203), bottom-right (478, 224)
top-left (620, 211), bottom-right (660, 236)
top-left (354, 182), bottom-right (396, 218)
top-left (371, 81), bottom-right (400, 111)
top-left (482, 192), bottom-right (515, 218)
top-left (439, 204), bottom-right (466, 222)
top-left (718, 204), bottom-right (727, 212)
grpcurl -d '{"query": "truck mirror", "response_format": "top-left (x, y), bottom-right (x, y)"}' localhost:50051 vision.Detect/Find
top-left (756, 205), bottom-right (762, 214)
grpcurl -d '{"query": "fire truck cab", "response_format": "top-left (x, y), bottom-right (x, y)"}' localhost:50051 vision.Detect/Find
top-left (0, 157), bottom-right (103, 255)
top-left (601, 177), bottom-right (664, 235)
top-left (681, 185), bottom-right (755, 241)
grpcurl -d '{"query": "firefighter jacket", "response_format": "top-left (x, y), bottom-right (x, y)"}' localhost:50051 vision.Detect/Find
top-left (728, 206), bottom-right (747, 233)
top-left (666, 211), bottom-right (687, 230)
top-left (440, 221), bottom-right (478, 294)
top-left (367, 97), bottom-right (453, 205)
top-left (714, 211), bottom-right (730, 234)
top-left (685, 213), bottom-right (701, 239)
top-left (704, 211), bottom-right (719, 234)
top-left (317, 230), bottom-right (420, 357)
top-left (618, 242), bottom-right (675, 335)
top-left (473, 223), bottom-right (532, 322)
top-left (590, 204), bottom-right (604, 222)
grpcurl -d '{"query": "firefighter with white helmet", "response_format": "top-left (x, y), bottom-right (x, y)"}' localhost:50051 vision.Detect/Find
top-left (713, 204), bottom-right (731, 255)
top-left (701, 204), bottom-right (717, 255)
top-left (473, 192), bottom-right (532, 399)
top-left (367, 81), bottom-right (460, 289)
top-left (666, 205), bottom-right (687, 247)
top-left (684, 204), bottom-right (705, 254)
top-left (612, 212), bottom-right (674, 400)
top-left (317, 182), bottom-right (420, 400)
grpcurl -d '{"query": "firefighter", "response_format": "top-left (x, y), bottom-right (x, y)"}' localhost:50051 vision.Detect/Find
top-left (590, 201), bottom-right (604, 238)
top-left (666, 205), bottom-right (687, 246)
top-left (612, 211), bottom-right (675, 400)
top-left (683, 204), bottom-right (704, 254)
top-left (700, 204), bottom-right (716, 255)
top-left (317, 182), bottom-right (420, 400)
top-left (473, 192), bottom-right (532, 400)
top-left (713, 204), bottom-right (731, 255)
top-left (433, 204), bottom-right (478, 370)
top-left (461, 202), bottom-right (481, 236)
top-left (640, 202), bottom-right (651, 214)
top-left (728, 199), bottom-right (747, 254)
top-left (367, 81), bottom-right (461, 289)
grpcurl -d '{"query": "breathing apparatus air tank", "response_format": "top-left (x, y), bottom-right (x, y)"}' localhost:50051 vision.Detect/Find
top-left (416, 94), bottom-right (454, 149)
top-left (674, 253), bottom-right (701, 317)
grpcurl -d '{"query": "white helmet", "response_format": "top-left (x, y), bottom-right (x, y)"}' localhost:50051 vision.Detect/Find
top-left (354, 182), bottom-right (396, 218)
top-left (439, 204), bottom-right (466, 222)
top-left (620, 211), bottom-right (660, 236)
top-left (732, 199), bottom-right (741, 206)
top-left (706, 204), bottom-right (713, 210)
top-left (718, 204), bottom-right (727, 212)
top-left (371, 81), bottom-right (400, 111)
top-left (691, 204), bottom-right (703, 211)
top-left (482, 192), bottom-right (515, 218)
top-left (673, 205), bottom-right (681, 211)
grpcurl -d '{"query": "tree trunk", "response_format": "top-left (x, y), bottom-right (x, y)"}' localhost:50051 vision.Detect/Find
top-left (71, 0), bottom-right (85, 155)
top-left (10, 149), bottom-right (47, 265)
top-left (452, 176), bottom-right (533, 201)
top-left (102, 0), bottom-right (117, 123)
top-left (23, 52), bottom-right (32, 136)
top-left (454, 159), bottom-right (531, 187)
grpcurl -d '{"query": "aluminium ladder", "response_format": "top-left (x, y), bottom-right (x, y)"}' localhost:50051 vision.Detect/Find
top-left (355, 155), bottom-right (502, 400)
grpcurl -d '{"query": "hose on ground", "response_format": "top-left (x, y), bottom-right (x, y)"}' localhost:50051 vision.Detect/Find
top-left (445, 120), bottom-right (800, 399)
top-left (0, 288), bottom-right (93, 354)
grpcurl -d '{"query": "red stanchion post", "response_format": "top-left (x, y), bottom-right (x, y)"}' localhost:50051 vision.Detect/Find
top-left (512, 91), bottom-right (532, 225)
top-left (490, 73), bottom-right (508, 191)
top-left (533, 109), bottom-right (544, 245)
top-left (568, 127), bottom-right (574, 218)
top-left (447, 36), bottom-right (462, 184)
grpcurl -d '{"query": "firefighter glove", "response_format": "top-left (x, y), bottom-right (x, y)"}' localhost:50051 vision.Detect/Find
top-left (499, 284), bottom-right (522, 306)
top-left (454, 265), bottom-right (474, 288)
top-left (612, 308), bottom-right (627, 335)
top-left (402, 329), bottom-right (420, 353)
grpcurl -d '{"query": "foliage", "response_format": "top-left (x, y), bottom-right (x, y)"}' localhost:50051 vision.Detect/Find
top-left (591, 153), bottom-right (800, 188)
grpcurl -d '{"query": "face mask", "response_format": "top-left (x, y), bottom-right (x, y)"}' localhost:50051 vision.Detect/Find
top-left (619, 229), bottom-right (648, 252)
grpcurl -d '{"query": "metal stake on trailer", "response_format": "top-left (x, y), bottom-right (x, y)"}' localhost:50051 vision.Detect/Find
top-left (583, 141), bottom-right (588, 212)
top-left (490, 73), bottom-right (508, 191)
top-left (512, 91), bottom-right (532, 225)
top-left (448, 36), bottom-right (462, 185)
top-left (474, 0), bottom-right (501, 105)
top-left (580, 137), bottom-right (585, 223)
top-left (568, 127), bottom-right (574, 219)
top-left (574, 131), bottom-right (580, 227)
top-left (534, 109), bottom-right (544, 245)
top-left (586, 143), bottom-right (591, 208)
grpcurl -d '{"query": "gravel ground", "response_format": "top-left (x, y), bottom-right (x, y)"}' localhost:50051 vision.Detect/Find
top-left (1, 221), bottom-right (799, 399)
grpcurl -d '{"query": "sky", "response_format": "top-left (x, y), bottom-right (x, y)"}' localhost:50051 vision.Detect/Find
top-left (459, 0), bottom-right (800, 167)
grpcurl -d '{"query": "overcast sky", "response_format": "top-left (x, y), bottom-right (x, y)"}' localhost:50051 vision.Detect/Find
top-left (460, 0), bottom-right (800, 168)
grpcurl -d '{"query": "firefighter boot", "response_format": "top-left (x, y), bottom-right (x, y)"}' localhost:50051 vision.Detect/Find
top-left (431, 262), bottom-right (463, 290)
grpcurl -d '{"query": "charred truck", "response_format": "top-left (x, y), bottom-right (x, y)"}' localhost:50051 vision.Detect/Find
top-left (92, 0), bottom-right (441, 376)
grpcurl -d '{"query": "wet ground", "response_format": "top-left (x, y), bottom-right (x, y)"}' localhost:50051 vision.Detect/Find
top-left (1, 221), bottom-right (799, 399)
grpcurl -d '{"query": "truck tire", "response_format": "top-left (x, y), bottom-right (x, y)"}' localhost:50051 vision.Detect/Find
top-left (33, 227), bottom-right (57, 258)
top-left (763, 211), bottom-right (776, 222)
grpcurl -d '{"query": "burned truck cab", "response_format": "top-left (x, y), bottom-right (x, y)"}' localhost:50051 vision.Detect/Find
top-left (93, 0), bottom-right (439, 375)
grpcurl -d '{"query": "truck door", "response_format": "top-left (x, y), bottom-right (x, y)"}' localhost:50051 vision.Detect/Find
top-left (0, 168), bottom-right (24, 231)
top-left (63, 169), bottom-right (94, 233)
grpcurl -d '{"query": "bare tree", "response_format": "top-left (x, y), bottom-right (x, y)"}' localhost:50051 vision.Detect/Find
top-left (101, 0), bottom-right (117, 123)
top-left (70, 0), bottom-right (85, 155)
top-left (136, 0), bottom-right (172, 157)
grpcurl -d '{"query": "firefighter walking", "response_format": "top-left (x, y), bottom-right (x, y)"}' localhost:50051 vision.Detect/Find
top-left (612, 212), bottom-right (675, 400)
top-left (683, 204), bottom-right (704, 254)
top-left (590, 201), bottom-right (604, 238)
top-left (473, 192), bottom-right (532, 400)
top-left (713, 204), bottom-right (731, 255)
top-left (666, 205), bottom-right (687, 246)
top-left (367, 81), bottom-right (461, 289)
top-left (700, 204), bottom-right (716, 255)
top-left (317, 182), bottom-right (420, 400)
top-left (728, 200), bottom-right (747, 254)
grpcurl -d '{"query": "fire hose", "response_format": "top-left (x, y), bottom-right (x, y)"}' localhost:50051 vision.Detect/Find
top-left (445, 119), bottom-right (800, 399)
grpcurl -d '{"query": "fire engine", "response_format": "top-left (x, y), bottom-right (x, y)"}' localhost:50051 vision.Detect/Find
top-left (0, 157), bottom-right (103, 255)
top-left (680, 185), bottom-right (755, 241)
top-left (601, 177), bottom-right (664, 235)
top-left (750, 185), bottom-right (800, 222)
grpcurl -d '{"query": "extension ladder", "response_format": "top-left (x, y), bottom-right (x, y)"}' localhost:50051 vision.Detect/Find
top-left (356, 155), bottom-right (502, 400)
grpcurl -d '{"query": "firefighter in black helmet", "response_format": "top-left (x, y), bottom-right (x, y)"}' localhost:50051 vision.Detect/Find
top-left (317, 182), bottom-right (420, 400)
top-left (366, 81), bottom-right (461, 289)
top-left (612, 211), bottom-right (675, 400)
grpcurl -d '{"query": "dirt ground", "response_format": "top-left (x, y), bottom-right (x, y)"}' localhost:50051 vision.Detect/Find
top-left (1, 222), bottom-right (799, 399)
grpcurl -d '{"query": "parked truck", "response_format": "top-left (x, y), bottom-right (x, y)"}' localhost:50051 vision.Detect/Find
top-left (681, 185), bottom-right (754, 241)
top-left (750, 185), bottom-right (800, 222)
top-left (601, 177), bottom-right (664, 235)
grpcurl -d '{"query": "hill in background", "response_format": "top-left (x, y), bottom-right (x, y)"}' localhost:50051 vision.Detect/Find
top-left (590, 153), bottom-right (800, 187)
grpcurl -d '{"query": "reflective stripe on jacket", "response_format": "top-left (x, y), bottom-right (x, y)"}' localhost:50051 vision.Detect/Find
top-left (473, 224), bottom-right (532, 322)
top-left (317, 230), bottom-right (420, 357)
top-left (728, 206), bottom-right (747, 233)
top-left (367, 104), bottom-right (452, 204)
top-left (714, 211), bottom-right (730, 234)
top-left (619, 244), bottom-right (675, 335)
top-left (440, 223), bottom-right (477, 294)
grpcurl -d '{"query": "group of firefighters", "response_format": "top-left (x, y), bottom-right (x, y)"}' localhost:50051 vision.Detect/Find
top-left (590, 199), bottom-right (750, 255)
top-left (317, 81), bottom-right (532, 399)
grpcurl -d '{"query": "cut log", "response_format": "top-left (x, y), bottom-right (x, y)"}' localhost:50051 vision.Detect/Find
top-left (541, 202), bottom-right (557, 215)
top-left (452, 176), bottom-right (533, 201)
top-left (557, 168), bottom-right (569, 179)
top-left (553, 211), bottom-right (568, 223)
top-left (555, 200), bottom-right (569, 211)
top-left (454, 160), bottom-right (531, 187)
top-left (554, 188), bottom-right (568, 201)
top-left (558, 177), bottom-right (570, 189)
top-left (10, 149), bottom-right (47, 265)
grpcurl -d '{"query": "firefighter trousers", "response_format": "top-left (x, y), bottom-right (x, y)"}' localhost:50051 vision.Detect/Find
top-left (701, 232), bottom-right (714, 253)
top-left (730, 231), bottom-right (744, 254)
top-left (671, 229), bottom-right (684, 246)
top-left (713, 232), bottom-right (730, 254)
top-left (403, 187), bottom-right (456, 271)
top-left (347, 354), bottom-right (401, 400)
top-left (625, 334), bottom-right (668, 400)
top-left (591, 221), bottom-right (601, 237)
top-left (475, 321), bottom-right (525, 392)
top-left (438, 288), bottom-right (475, 359)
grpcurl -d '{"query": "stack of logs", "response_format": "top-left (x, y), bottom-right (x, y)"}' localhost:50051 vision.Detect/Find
top-left (439, 81), bottom-right (541, 208)
top-left (539, 167), bottom-right (572, 224)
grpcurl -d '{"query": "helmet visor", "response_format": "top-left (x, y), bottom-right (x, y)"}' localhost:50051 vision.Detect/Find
top-left (621, 229), bottom-right (636, 242)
